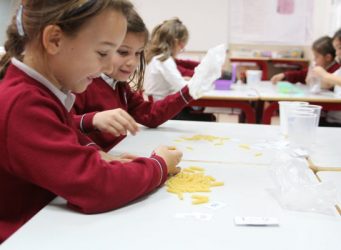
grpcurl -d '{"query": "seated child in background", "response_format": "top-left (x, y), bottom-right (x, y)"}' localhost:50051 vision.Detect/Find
top-left (312, 29), bottom-right (341, 126)
top-left (271, 36), bottom-right (340, 84)
top-left (144, 18), bottom-right (221, 121)
top-left (73, 11), bottom-right (225, 152)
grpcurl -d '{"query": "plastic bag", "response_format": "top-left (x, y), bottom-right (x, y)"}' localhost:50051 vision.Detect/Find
top-left (188, 44), bottom-right (226, 99)
top-left (268, 150), bottom-right (338, 216)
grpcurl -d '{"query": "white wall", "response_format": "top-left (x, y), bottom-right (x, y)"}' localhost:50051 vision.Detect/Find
top-left (0, 0), bottom-right (18, 46)
top-left (131, 0), bottom-right (229, 51)
top-left (0, 0), bottom-right (335, 50)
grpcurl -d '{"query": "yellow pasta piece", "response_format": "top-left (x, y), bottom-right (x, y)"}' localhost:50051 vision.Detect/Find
top-left (186, 146), bottom-right (193, 151)
top-left (210, 182), bottom-right (224, 187)
top-left (255, 152), bottom-right (263, 157)
top-left (189, 166), bottom-right (205, 171)
top-left (181, 134), bottom-right (230, 144)
top-left (183, 168), bottom-right (195, 173)
top-left (191, 195), bottom-right (209, 205)
top-left (239, 144), bottom-right (250, 150)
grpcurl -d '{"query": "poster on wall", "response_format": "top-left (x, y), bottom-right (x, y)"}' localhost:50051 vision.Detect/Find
top-left (229, 0), bottom-right (313, 45)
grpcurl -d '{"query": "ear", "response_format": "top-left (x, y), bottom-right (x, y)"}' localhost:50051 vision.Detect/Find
top-left (325, 54), bottom-right (333, 62)
top-left (41, 25), bottom-right (64, 55)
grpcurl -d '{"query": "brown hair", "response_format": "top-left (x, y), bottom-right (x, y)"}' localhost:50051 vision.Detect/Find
top-left (0, 0), bottom-right (134, 79)
top-left (145, 17), bottom-right (188, 63)
top-left (312, 36), bottom-right (336, 57)
top-left (124, 9), bottom-right (148, 91)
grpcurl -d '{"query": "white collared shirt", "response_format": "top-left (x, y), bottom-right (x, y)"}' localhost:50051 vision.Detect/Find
top-left (144, 55), bottom-right (188, 100)
top-left (11, 58), bottom-right (75, 111)
top-left (100, 73), bottom-right (118, 90)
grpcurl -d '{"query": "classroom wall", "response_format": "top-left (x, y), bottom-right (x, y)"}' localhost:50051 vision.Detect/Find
top-left (132, 0), bottom-right (334, 59)
top-left (131, 0), bottom-right (229, 51)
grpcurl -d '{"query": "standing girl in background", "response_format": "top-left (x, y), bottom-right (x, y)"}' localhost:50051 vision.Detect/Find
top-left (271, 36), bottom-right (340, 84)
top-left (0, 0), bottom-right (182, 243)
top-left (73, 12), bottom-right (226, 151)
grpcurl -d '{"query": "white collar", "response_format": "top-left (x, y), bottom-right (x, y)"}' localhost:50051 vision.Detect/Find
top-left (101, 73), bottom-right (118, 89)
top-left (11, 58), bottom-right (75, 112)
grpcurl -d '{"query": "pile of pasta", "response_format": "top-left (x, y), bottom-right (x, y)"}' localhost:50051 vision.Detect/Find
top-left (166, 166), bottom-right (224, 205)
top-left (181, 134), bottom-right (230, 146)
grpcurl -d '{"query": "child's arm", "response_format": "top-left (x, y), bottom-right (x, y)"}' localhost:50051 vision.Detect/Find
top-left (6, 93), bottom-right (182, 214)
top-left (271, 73), bottom-right (285, 83)
top-left (313, 66), bottom-right (341, 89)
top-left (73, 109), bottom-right (139, 137)
top-left (175, 59), bottom-right (200, 77)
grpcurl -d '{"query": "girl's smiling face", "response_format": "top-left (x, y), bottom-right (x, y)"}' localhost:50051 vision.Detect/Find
top-left (46, 9), bottom-right (127, 93)
top-left (109, 32), bottom-right (146, 82)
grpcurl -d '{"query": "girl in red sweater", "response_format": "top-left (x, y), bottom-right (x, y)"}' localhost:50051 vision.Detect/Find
top-left (0, 0), bottom-right (182, 243)
top-left (271, 36), bottom-right (340, 84)
top-left (73, 11), bottom-right (225, 152)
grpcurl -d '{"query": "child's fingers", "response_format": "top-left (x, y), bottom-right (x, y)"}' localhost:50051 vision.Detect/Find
top-left (119, 111), bottom-right (139, 135)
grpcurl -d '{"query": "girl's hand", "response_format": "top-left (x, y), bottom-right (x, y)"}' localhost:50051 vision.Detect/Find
top-left (99, 151), bottom-right (139, 163)
top-left (312, 66), bottom-right (334, 89)
top-left (270, 73), bottom-right (285, 83)
top-left (93, 108), bottom-right (139, 136)
top-left (153, 145), bottom-right (182, 175)
top-left (312, 66), bottom-right (327, 79)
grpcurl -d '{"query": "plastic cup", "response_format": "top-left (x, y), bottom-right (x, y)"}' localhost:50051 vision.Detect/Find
top-left (287, 111), bottom-right (317, 150)
top-left (298, 104), bottom-right (322, 126)
top-left (279, 101), bottom-right (309, 135)
top-left (246, 70), bottom-right (262, 85)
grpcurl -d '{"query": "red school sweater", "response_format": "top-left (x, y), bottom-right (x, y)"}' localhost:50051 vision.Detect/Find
top-left (73, 77), bottom-right (193, 152)
top-left (0, 64), bottom-right (168, 243)
top-left (284, 61), bottom-right (340, 83)
top-left (175, 58), bottom-right (200, 77)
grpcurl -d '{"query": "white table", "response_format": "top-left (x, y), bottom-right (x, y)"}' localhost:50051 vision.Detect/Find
top-left (308, 127), bottom-right (341, 171)
top-left (111, 121), bottom-right (280, 165)
top-left (250, 81), bottom-right (341, 124)
top-left (316, 171), bottom-right (341, 210)
top-left (2, 121), bottom-right (341, 250)
top-left (2, 161), bottom-right (341, 250)
top-left (191, 84), bottom-right (259, 123)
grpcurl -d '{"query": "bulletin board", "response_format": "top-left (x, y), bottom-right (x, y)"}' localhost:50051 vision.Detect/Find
top-left (229, 0), bottom-right (314, 45)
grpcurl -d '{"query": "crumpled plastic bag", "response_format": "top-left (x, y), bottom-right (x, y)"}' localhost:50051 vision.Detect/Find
top-left (268, 151), bottom-right (338, 216)
top-left (188, 44), bottom-right (226, 99)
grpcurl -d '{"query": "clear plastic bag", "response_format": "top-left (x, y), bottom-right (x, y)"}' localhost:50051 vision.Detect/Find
top-left (268, 150), bottom-right (339, 216)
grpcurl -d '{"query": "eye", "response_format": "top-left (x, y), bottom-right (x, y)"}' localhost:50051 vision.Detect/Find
top-left (117, 50), bottom-right (129, 56)
top-left (97, 51), bottom-right (108, 57)
top-left (135, 51), bottom-right (143, 57)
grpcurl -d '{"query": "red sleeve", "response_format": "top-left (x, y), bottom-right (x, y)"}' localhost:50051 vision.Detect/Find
top-left (5, 91), bottom-right (168, 214)
top-left (284, 69), bottom-right (308, 83)
top-left (72, 112), bottom-right (97, 133)
top-left (126, 85), bottom-right (193, 128)
top-left (175, 59), bottom-right (200, 77)
top-left (326, 61), bottom-right (340, 73)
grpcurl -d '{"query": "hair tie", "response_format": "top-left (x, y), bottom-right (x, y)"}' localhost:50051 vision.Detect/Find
top-left (16, 4), bottom-right (25, 37)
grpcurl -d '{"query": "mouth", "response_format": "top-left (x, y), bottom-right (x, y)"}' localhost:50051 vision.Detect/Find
top-left (119, 69), bottom-right (132, 75)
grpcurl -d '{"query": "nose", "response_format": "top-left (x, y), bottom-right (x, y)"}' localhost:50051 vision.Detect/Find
top-left (101, 54), bottom-right (115, 75)
top-left (126, 57), bottom-right (138, 68)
